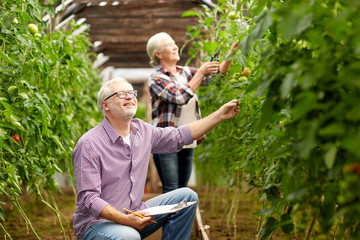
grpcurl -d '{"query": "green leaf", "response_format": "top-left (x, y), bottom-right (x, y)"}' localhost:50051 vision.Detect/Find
top-left (324, 143), bottom-right (337, 169)
top-left (254, 207), bottom-right (274, 216)
top-left (51, 135), bottom-right (66, 152)
top-left (342, 131), bottom-right (360, 158)
top-left (3, 111), bottom-right (26, 131)
top-left (43, 5), bottom-right (55, 18)
top-left (280, 71), bottom-right (296, 99)
top-left (280, 214), bottom-right (294, 234)
top-left (0, 206), bottom-right (5, 221)
top-left (318, 123), bottom-right (345, 137)
top-left (181, 10), bottom-right (196, 17)
top-left (0, 128), bottom-right (7, 140)
top-left (292, 91), bottom-right (317, 121)
top-left (0, 51), bottom-right (16, 65)
top-left (242, 11), bottom-right (272, 56)
top-left (260, 217), bottom-right (278, 239)
top-left (269, 130), bottom-right (285, 137)
top-left (249, 0), bottom-right (267, 17)
top-left (254, 96), bottom-right (274, 132)
top-left (345, 106), bottom-right (360, 121)
top-left (276, 3), bottom-right (312, 40)
top-left (0, 140), bottom-right (14, 155)
top-left (34, 92), bottom-right (50, 111)
top-left (295, 120), bottom-right (318, 159)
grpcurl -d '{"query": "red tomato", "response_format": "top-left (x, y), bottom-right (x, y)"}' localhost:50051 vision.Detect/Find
top-left (12, 135), bottom-right (20, 143)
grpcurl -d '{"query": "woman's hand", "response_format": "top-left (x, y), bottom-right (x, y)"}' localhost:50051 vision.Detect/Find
top-left (198, 61), bottom-right (220, 75)
top-left (219, 40), bottom-right (240, 74)
top-left (228, 40), bottom-right (239, 55)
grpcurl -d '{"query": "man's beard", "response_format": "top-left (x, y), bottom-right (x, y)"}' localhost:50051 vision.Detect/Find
top-left (122, 108), bottom-right (137, 119)
top-left (109, 102), bottom-right (137, 120)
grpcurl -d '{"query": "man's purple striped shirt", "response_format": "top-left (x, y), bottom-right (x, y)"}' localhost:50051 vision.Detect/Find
top-left (72, 117), bottom-right (193, 239)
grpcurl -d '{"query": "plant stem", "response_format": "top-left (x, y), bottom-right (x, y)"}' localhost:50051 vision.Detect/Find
top-left (49, 190), bottom-right (73, 240)
top-left (333, 217), bottom-right (340, 240)
top-left (0, 222), bottom-right (13, 240)
top-left (305, 216), bottom-right (316, 240)
top-left (12, 196), bottom-right (41, 239)
top-left (226, 186), bottom-right (238, 234)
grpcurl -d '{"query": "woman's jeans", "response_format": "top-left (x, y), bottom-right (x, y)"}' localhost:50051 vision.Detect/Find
top-left (153, 148), bottom-right (194, 193)
top-left (82, 187), bottom-right (198, 240)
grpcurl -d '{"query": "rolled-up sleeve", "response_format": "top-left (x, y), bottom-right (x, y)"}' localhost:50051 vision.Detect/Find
top-left (149, 74), bottom-right (194, 105)
top-left (73, 140), bottom-right (108, 217)
top-left (150, 124), bottom-right (193, 154)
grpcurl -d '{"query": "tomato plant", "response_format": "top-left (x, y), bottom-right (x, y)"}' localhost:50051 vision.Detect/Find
top-left (0, 0), bottom-right (102, 238)
top-left (183, 0), bottom-right (360, 239)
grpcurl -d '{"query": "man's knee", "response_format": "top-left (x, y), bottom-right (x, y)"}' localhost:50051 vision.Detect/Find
top-left (178, 187), bottom-right (198, 202)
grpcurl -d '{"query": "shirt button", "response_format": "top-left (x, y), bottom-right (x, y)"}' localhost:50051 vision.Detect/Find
top-left (130, 194), bottom-right (134, 200)
top-left (130, 176), bottom-right (135, 182)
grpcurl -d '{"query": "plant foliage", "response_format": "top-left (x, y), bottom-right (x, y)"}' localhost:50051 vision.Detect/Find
top-left (183, 0), bottom-right (360, 238)
top-left (0, 0), bottom-right (102, 238)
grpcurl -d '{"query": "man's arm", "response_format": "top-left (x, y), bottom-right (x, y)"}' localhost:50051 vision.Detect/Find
top-left (100, 205), bottom-right (153, 231)
top-left (189, 99), bottom-right (239, 140)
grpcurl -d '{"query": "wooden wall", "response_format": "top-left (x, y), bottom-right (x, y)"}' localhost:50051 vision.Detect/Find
top-left (70, 0), bottom-right (204, 68)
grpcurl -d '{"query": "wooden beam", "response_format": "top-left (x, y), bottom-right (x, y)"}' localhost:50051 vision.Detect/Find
top-left (75, 3), bottom-right (200, 18)
top-left (88, 32), bottom-right (191, 44)
top-left (84, 18), bottom-right (198, 31)
top-left (103, 56), bottom-right (194, 68)
top-left (93, 41), bottom-right (189, 54)
top-left (73, 0), bottom-right (198, 5)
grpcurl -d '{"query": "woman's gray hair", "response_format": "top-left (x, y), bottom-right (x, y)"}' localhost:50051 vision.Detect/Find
top-left (97, 77), bottom-right (132, 115)
top-left (146, 32), bottom-right (171, 67)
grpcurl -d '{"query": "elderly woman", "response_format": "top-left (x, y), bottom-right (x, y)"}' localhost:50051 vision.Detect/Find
top-left (147, 32), bottom-right (238, 193)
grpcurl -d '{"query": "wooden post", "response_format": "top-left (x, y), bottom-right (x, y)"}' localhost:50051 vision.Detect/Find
top-left (195, 206), bottom-right (212, 240)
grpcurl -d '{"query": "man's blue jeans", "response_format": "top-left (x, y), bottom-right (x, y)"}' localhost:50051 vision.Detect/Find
top-left (82, 187), bottom-right (198, 240)
top-left (153, 148), bottom-right (194, 193)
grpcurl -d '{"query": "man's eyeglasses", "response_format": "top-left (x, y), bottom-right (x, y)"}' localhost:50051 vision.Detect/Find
top-left (103, 90), bottom-right (138, 101)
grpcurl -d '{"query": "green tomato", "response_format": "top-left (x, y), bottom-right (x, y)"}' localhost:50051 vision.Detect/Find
top-left (28, 23), bottom-right (39, 35)
top-left (13, 18), bottom-right (19, 24)
top-left (230, 79), bottom-right (238, 84)
top-left (228, 11), bottom-right (238, 20)
top-left (238, 76), bottom-right (248, 82)
top-left (232, 72), bottom-right (240, 78)
top-left (6, 178), bottom-right (12, 186)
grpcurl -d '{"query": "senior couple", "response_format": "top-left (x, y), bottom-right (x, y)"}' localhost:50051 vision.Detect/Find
top-left (72, 32), bottom-right (239, 240)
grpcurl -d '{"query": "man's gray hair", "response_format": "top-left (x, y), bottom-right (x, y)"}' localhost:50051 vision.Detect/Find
top-left (146, 32), bottom-right (172, 67)
top-left (97, 77), bottom-right (132, 115)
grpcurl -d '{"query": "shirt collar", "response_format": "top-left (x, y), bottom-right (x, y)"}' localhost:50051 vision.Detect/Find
top-left (157, 66), bottom-right (183, 76)
top-left (101, 117), bottom-right (139, 143)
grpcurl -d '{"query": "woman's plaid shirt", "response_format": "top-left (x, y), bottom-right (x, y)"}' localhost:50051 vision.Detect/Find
top-left (148, 65), bottom-right (209, 143)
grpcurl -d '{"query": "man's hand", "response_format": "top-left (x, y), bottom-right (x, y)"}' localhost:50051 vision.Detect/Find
top-left (100, 205), bottom-right (154, 231)
top-left (216, 99), bottom-right (240, 121)
top-left (125, 210), bottom-right (154, 231)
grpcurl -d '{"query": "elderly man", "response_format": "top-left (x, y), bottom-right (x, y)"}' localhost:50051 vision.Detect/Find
top-left (72, 77), bottom-right (239, 240)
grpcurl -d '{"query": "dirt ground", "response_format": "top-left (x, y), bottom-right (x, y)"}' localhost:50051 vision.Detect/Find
top-left (0, 187), bottom-right (302, 240)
